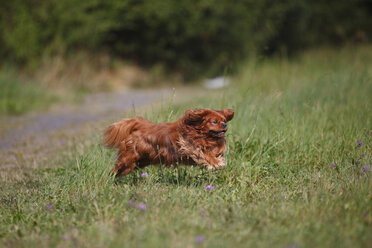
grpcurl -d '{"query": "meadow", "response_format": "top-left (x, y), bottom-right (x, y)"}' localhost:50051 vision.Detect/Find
top-left (0, 46), bottom-right (371, 247)
top-left (0, 71), bottom-right (57, 115)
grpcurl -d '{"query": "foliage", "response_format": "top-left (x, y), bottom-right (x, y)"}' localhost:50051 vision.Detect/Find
top-left (0, 0), bottom-right (371, 78)
top-left (0, 47), bottom-right (371, 247)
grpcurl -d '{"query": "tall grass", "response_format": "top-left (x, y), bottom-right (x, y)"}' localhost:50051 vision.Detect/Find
top-left (0, 46), bottom-right (371, 247)
top-left (0, 72), bottom-right (57, 115)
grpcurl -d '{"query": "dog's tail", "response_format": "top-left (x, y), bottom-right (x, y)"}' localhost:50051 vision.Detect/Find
top-left (102, 119), bottom-right (137, 148)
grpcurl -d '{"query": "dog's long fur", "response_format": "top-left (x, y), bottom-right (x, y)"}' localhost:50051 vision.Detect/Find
top-left (103, 108), bottom-right (234, 177)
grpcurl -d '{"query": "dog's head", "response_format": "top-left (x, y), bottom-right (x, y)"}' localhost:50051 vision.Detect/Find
top-left (183, 108), bottom-right (234, 138)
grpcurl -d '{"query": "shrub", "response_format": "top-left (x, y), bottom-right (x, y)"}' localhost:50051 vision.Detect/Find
top-left (0, 0), bottom-right (371, 78)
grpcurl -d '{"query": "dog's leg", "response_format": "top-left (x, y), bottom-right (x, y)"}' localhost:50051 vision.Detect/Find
top-left (202, 152), bottom-right (226, 169)
top-left (115, 162), bottom-right (137, 176)
top-left (112, 153), bottom-right (139, 177)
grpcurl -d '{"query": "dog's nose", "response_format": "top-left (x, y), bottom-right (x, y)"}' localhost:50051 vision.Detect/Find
top-left (222, 122), bottom-right (227, 128)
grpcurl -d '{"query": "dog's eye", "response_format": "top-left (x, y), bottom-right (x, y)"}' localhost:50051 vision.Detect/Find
top-left (213, 120), bottom-right (218, 124)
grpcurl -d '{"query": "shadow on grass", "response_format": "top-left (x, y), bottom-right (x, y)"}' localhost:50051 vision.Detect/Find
top-left (114, 165), bottom-right (222, 187)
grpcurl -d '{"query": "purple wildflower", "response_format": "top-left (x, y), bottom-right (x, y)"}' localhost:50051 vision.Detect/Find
top-left (204, 185), bottom-right (214, 190)
top-left (357, 140), bottom-right (363, 147)
top-left (141, 172), bottom-right (148, 178)
top-left (199, 208), bottom-right (206, 216)
top-left (196, 235), bottom-right (205, 243)
top-left (137, 203), bottom-right (147, 211)
top-left (361, 153), bottom-right (365, 158)
top-left (330, 162), bottom-right (336, 167)
top-left (61, 235), bottom-right (69, 240)
top-left (363, 211), bottom-right (368, 217)
top-left (363, 165), bottom-right (370, 172)
top-left (128, 199), bottom-right (137, 207)
top-left (287, 245), bottom-right (299, 248)
top-left (46, 203), bottom-right (53, 211)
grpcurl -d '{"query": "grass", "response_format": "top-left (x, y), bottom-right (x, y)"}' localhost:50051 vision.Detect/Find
top-left (0, 46), bottom-right (371, 247)
top-left (0, 71), bottom-right (57, 115)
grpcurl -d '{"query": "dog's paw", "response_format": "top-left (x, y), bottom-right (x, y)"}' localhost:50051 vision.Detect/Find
top-left (205, 156), bottom-right (226, 169)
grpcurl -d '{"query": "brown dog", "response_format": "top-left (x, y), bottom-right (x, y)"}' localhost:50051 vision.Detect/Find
top-left (103, 108), bottom-right (234, 177)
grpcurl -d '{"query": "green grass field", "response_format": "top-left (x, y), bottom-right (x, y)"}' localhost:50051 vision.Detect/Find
top-left (0, 71), bottom-right (57, 115)
top-left (1, 46), bottom-right (371, 247)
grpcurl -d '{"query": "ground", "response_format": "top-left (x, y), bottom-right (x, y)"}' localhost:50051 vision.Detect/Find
top-left (0, 47), bottom-right (371, 248)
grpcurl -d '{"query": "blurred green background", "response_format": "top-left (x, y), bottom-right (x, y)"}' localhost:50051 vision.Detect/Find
top-left (1, 0), bottom-right (371, 78)
top-left (1, 0), bottom-right (371, 115)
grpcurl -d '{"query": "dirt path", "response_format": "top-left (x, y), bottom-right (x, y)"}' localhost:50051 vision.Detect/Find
top-left (0, 89), bottom-right (172, 175)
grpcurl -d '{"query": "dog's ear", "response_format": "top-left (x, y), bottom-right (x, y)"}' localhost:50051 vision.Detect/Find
top-left (218, 109), bottom-right (234, 122)
top-left (184, 109), bottom-right (210, 125)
